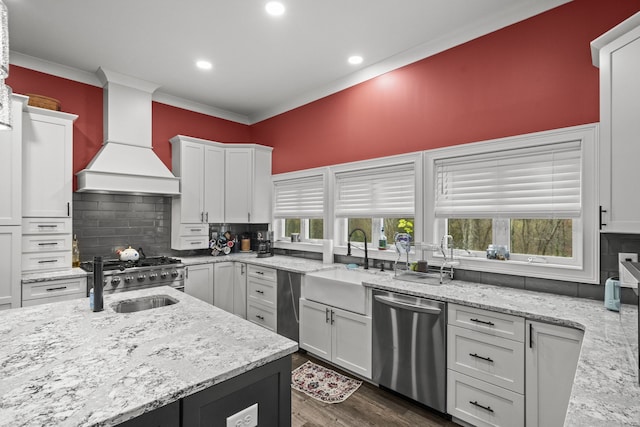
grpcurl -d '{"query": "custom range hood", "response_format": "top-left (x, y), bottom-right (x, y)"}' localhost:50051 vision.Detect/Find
top-left (76, 67), bottom-right (179, 195)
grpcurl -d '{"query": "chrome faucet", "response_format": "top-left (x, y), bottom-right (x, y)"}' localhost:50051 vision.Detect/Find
top-left (347, 228), bottom-right (369, 270)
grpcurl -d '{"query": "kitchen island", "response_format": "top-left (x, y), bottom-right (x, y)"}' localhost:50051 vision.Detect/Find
top-left (0, 287), bottom-right (297, 426)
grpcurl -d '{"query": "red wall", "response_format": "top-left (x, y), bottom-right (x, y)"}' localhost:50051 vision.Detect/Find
top-left (7, 0), bottom-right (640, 180)
top-left (251, 0), bottom-right (640, 174)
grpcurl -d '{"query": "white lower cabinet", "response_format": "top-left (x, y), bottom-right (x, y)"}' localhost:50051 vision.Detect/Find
top-left (525, 320), bottom-right (583, 427)
top-left (233, 262), bottom-right (247, 319)
top-left (246, 265), bottom-right (277, 330)
top-left (447, 304), bottom-right (583, 427)
top-left (0, 227), bottom-right (21, 310)
top-left (299, 298), bottom-right (372, 379)
top-left (213, 262), bottom-right (234, 313)
top-left (22, 277), bottom-right (86, 307)
top-left (447, 304), bottom-right (525, 427)
top-left (184, 263), bottom-right (213, 305)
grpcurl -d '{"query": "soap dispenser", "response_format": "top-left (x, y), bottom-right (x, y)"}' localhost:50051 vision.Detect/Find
top-left (604, 277), bottom-right (621, 312)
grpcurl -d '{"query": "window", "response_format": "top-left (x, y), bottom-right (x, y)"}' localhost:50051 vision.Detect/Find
top-left (425, 124), bottom-right (599, 284)
top-left (273, 173), bottom-right (325, 242)
top-left (335, 162), bottom-right (416, 249)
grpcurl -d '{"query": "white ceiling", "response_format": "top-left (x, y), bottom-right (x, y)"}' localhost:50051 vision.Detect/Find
top-left (5, 0), bottom-right (569, 124)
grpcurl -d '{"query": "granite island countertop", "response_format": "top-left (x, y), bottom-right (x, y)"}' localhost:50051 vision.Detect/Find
top-left (0, 286), bottom-right (297, 427)
top-left (360, 272), bottom-right (640, 426)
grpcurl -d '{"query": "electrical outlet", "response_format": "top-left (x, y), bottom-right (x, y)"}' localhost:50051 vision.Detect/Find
top-left (226, 403), bottom-right (258, 427)
top-left (618, 252), bottom-right (638, 264)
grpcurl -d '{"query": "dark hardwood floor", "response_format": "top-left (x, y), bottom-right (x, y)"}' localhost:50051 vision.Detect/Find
top-left (291, 352), bottom-right (459, 427)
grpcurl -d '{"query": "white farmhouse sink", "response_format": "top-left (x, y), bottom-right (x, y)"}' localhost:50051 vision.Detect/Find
top-left (304, 268), bottom-right (373, 315)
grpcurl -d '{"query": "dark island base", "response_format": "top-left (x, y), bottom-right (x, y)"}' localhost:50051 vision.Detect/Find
top-left (121, 355), bottom-right (292, 427)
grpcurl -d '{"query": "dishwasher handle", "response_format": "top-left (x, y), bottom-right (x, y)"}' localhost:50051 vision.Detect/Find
top-left (374, 294), bottom-right (442, 315)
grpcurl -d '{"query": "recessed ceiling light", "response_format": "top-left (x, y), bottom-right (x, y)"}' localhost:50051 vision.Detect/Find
top-left (196, 60), bottom-right (213, 70)
top-left (265, 1), bottom-right (285, 16)
top-left (348, 56), bottom-right (363, 65)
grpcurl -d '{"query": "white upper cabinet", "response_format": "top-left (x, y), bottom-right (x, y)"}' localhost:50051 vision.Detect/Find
top-left (224, 145), bottom-right (272, 224)
top-left (22, 107), bottom-right (77, 218)
top-left (0, 96), bottom-right (27, 226)
top-left (171, 136), bottom-right (272, 249)
top-left (592, 13), bottom-right (640, 233)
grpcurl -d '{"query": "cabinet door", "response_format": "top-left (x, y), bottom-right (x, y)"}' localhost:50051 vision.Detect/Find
top-left (250, 147), bottom-right (272, 224)
top-left (0, 227), bottom-right (21, 310)
top-left (525, 321), bottom-right (583, 427)
top-left (177, 141), bottom-right (205, 224)
top-left (213, 262), bottom-right (234, 313)
top-left (185, 263), bottom-right (213, 305)
top-left (599, 26), bottom-right (640, 232)
top-left (233, 262), bottom-right (247, 319)
top-left (225, 148), bottom-right (252, 223)
top-left (22, 109), bottom-right (73, 218)
top-left (299, 299), bottom-right (331, 360)
top-left (0, 98), bottom-right (23, 226)
top-left (202, 144), bottom-right (225, 223)
top-left (332, 307), bottom-right (372, 378)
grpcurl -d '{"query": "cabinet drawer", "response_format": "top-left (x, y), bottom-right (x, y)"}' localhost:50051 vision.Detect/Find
top-left (178, 224), bottom-right (208, 236)
top-left (247, 302), bottom-right (276, 331)
top-left (22, 234), bottom-right (72, 253)
top-left (22, 251), bottom-right (71, 272)
top-left (22, 277), bottom-right (86, 301)
top-left (22, 218), bottom-right (72, 234)
top-left (448, 325), bottom-right (524, 393)
top-left (247, 277), bottom-right (276, 307)
top-left (447, 370), bottom-right (524, 427)
top-left (448, 303), bottom-right (525, 342)
top-left (173, 235), bottom-right (209, 250)
top-left (247, 265), bottom-right (277, 282)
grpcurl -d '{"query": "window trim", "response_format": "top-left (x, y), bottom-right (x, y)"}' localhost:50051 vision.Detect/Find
top-left (424, 123), bottom-right (599, 284)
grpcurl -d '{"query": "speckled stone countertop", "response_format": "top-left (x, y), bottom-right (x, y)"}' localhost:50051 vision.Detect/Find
top-left (0, 286), bottom-right (297, 427)
top-left (359, 272), bottom-right (640, 426)
top-left (179, 253), bottom-right (333, 274)
top-left (21, 267), bottom-right (89, 284)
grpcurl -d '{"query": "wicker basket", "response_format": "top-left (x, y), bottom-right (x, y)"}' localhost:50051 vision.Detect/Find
top-left (27, 94), bottom-right (61, 111)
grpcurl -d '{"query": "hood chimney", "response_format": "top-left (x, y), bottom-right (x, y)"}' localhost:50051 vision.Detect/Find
top-left (76, 67), bottom-right (179, 195)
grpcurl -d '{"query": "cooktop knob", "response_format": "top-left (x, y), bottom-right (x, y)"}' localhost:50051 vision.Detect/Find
top-left (171, 270), bottom-right (179, 278)
top-left (149, 273), bottom-right (158, 280)
top-left (160, 271), bottom-right (169, 279)
top-left (124, 276), bottom-right (134, 283)
top-left (111, 276), bottom-right (121, 285)
top-left (137, 274), bottom-right (146, 282)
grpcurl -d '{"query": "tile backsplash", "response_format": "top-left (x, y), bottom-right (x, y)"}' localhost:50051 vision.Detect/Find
top-left (72, 193), bottom-right (172, 261)
top-left (72, 193), bottom-right (270, 261)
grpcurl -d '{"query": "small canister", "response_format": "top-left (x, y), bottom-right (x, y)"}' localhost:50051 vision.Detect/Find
top-left (291, 233), bottom-right (300, 242)
top-left (604, 277), bottom-right (621, 312)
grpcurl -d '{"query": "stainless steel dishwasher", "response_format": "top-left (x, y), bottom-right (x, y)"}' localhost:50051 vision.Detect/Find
top-left (372, 290), bottom-right (446, 413)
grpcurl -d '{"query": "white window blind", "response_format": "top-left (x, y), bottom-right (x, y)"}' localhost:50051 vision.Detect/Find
top-left (434, 140), bottom-right (582, 219)
top-left (335, 163), bottom-right (415, 218)
top-left (273, 175), bottom-right (324, 218)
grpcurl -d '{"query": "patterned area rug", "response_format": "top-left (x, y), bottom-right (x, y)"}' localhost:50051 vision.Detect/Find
top-left (291, 361), bottom-right (363, 404)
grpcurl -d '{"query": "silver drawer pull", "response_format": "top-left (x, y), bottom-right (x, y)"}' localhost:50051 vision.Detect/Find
top-left (470, 401), bottom-right (494, 413)
top-left (256, 271), bottom-right (264, 275)
top-left (190, 241), bottom-right (202, 245)
top-left (38, 242), bottom-right (58, 246)
top-left (255, 314), bottom-right (265, 320)
top-left (470, 318), bottom-right (495, 326)
top-left (38, 260), bottom-right (58, 264)
top-left (37, 225), bottom-right (58, 229)
top-left (46, 286), bottom-right (67, 292)
top-left (255, 290), bottom-right (264, 294)
top-left (190, 229), bottom-right (201, 232)
top-left (469, 353), bottom-right (494, 363)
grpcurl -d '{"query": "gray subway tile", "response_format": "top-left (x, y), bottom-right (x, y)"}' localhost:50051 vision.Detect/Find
top-left (480, 272), bottom-right (525, 289)
top-left (524, 277), bottom-right (578, 297)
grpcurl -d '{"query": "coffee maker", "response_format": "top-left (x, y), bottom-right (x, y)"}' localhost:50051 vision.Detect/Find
top-left (256, 231), bottom-right (274, 258)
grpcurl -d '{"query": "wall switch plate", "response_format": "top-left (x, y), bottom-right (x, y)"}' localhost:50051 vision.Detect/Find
top-left (226, 403), bottom-right (258, 427)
